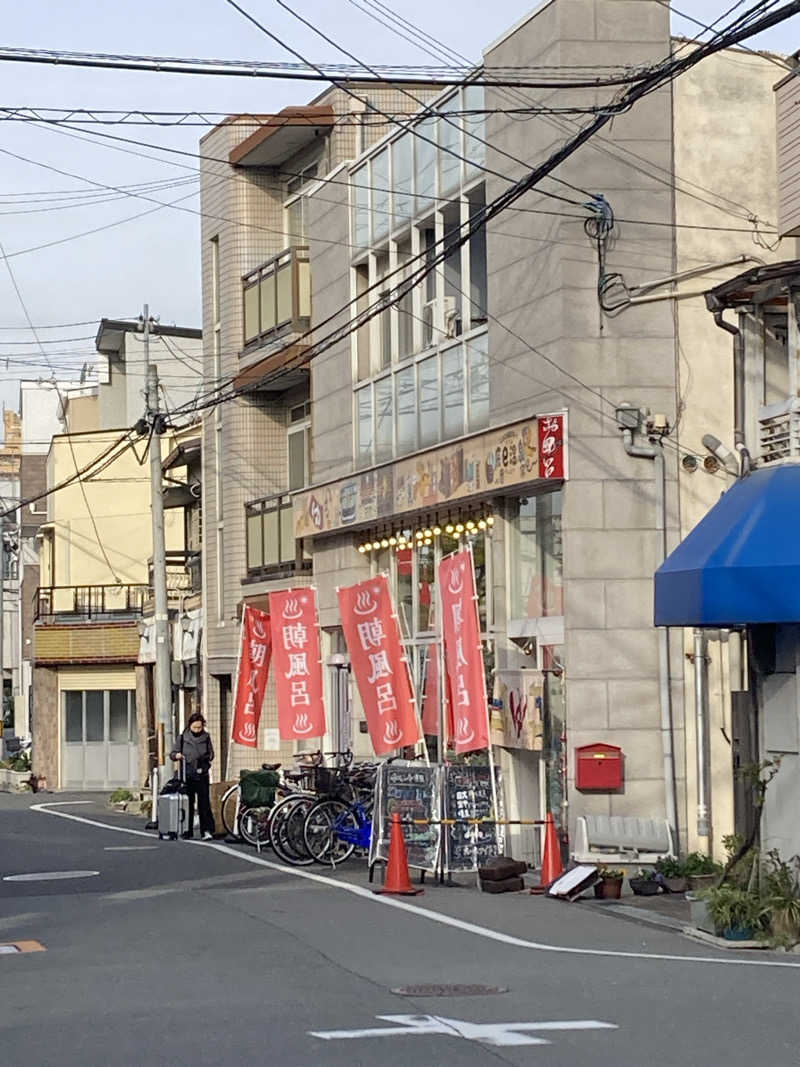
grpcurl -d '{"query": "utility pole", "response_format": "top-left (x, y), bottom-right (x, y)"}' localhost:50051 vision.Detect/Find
top-left (0, 517), bottom-right (4, 746)
top-left (143, 304), bottom-right (173, 785)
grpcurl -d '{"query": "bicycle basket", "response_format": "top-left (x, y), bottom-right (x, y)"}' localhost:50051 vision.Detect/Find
top-left (313, 766), bottom-right (349, 798)
top-left (239, 768), bottom-right (279, 808)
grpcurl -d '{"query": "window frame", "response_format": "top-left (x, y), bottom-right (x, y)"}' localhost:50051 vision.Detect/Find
top-left (244, 492), bottom-right (312, 581)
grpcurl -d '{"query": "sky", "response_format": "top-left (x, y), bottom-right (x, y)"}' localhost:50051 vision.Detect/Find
top-left (0, 0), bottom-right (797, 422)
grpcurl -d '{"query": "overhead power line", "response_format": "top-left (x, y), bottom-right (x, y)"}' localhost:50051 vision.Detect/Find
top-left (0, 45), bottom-right (665, 89)
top-left (170, 0), bottom-right (800, 420)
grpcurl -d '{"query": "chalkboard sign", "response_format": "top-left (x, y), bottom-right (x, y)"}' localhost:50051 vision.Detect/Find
top-left (442, 764), bottom-right (504, 872)
top-left (370, 761), bottom-right (440, 872)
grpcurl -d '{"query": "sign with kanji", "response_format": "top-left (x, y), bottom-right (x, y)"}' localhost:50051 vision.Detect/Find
top-left (269, 588), bottom-right (326, 740)
top-left (538, 413), bottom-right (565, 479)
top-left (439, 549), bottom-right (490, 754)
top-left (338, 575), bottom-right (420, 755)
top-left (231, 606), bottom-right (272, 747)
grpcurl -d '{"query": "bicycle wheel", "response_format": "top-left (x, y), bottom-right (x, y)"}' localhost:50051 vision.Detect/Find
top-left (304, 799), bottom-right (357, 866)
top-left (220, 785), bottom-right (239, 837)
top-left (269, 794), bottom-right (316, 866)
top-left (239, 806), bottom-right (271, 848)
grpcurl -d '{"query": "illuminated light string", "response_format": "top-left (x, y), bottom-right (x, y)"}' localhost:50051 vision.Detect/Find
top-left (358, 513), bottom-right (494, 553)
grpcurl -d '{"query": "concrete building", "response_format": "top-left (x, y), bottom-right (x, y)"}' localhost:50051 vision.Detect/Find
top-left (17, 380), bottom-right (83, 739)
top-left (198, 0), bottom-right (791, 861)
top-left (31, 322), bottom-right (201, 790)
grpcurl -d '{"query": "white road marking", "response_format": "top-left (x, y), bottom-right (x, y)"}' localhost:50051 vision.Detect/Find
top-left (103, 846), bottom-right (158, 852)
top-left (309, 1015), bottom-right (618, 1048)
top-left (4, 871), bottom-right (99, 882)
top-left (30, 803), bottom-right (158, 839)
top-left (32, 801), bottom-right (800, 971)
top-left (0, 945), bottom-right (19, 954)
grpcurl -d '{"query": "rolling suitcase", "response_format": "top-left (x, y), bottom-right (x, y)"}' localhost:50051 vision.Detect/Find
top-left (158, 761), bottom-right (189, 840)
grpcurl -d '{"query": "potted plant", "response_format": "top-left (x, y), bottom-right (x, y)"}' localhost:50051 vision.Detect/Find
top-left (629, 868), bottom-right (661, 896)
top-left (683, 852), bottom-right (722, 891)
top-left (702, 883), bottom-right (766, 940)
top-left (763, 849), bottom-right (800, 946)
top-left (654, 856), bottom-right (688, 894)
top-left (594, 868), bottom-right (625, 900)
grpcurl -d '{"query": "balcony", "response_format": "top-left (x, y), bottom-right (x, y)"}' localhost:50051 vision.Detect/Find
top-left (242, 245), bottom-right (310, 356)
top-left (245, 493), bottom-right (312, 582)
top-left (35, 584), bottom-right (147, 623)
top-left (147, 550), bottom-right (201, 601)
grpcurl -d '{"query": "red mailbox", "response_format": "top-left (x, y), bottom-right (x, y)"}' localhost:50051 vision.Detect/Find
top-left (576, 743), bottom-right (623, 791)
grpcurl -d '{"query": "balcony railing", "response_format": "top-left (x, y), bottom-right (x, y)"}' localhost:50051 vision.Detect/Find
top-left (759, 397), bottom-right (800, 464)
top-left (243, 245), bottom-right (310, 349)
top-left (147, 551), bottom-right (202, 598)
top-left (245, 493), bottom-right (311, 580)
top-left (35, 584), bottom-right (148, 623)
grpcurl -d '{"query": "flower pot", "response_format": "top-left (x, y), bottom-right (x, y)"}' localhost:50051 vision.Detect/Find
top-left (594, 877), bottom-right (623, 900)
top-left (629, 877), bottom-right (660, 896)
top-left (722, 925), bottom-right (753, 941)
top-left (663, 876), bottom-right (688, 894)
top-left (688, 874), bottom-right (717, 891)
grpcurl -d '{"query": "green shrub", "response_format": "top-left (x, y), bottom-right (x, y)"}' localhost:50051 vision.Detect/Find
top-left (702, 883), bottom-right (767, 935)
top-left (683, 852), bottom-right (722, 876)
top-left (109, 788), bottom-right (134, 805)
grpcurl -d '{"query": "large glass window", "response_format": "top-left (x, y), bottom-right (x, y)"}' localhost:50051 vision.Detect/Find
top-left (415, 117), bottom-right (436, 213)
top-left (357, 386), bottom-right (373, 468)
top-left (468, 332), bottom-right (489, 430)
top-left (392, 136), bottom-right (412, 227)
top-left (418, 355), bottom-right (440, 448)
top-left (375, 375), bottom-right (393, 463)
top-left (462, 83), bottom-right (486, 180)
top-left (438, 98), bottom-right (461, 196)
top-left (245, 494), bottom-right (310, 578)
top-left (63, 691), bottom-right (137, 745)
top-left (509, 490), bottom-right (564, 620)
top-left (442, 343), bottom-right (465, 439)
top-left (372, 149), bottom-right (390, 242)
top-left (353, 167), bottom-right (369, 247)
top-left (396, 365), bottom-right (417, 455)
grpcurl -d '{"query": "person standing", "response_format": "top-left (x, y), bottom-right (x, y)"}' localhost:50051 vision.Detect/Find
top-left (170, 712), bottom-right (216, 840)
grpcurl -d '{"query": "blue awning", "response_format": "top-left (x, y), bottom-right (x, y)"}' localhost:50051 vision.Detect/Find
top-left (655, 464), bottom-right (800, 627)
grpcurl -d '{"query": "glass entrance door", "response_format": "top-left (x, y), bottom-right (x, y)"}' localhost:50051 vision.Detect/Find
top-left (62, 690), bottom-right (137, 789)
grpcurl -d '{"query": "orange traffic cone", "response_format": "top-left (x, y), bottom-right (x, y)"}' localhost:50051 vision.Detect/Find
top-left (540, 811), bottom-right (564, 886)
top-left (374, 812), bottom-right (423, 896)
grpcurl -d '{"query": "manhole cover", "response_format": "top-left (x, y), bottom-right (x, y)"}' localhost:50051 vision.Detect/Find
top-left (391, 984), bottom-right (508, 997)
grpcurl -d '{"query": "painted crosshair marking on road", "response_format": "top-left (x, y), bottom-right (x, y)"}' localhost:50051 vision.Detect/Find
top-left (310, 1015), bottom-right (618, 1048)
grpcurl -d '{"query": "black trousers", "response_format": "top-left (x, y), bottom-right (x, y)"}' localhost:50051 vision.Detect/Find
top-left (185, 775), bottom-right (215, 836)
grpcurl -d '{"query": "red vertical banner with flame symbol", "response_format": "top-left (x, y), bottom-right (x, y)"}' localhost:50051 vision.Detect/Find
top-left (439, 549), bottom-right (490, 753)
top-left (231, 605), bottom-right (272, 747)
top-left (338, 575), bottom-right (420, 755)
top-left (269, 588), bottom-right (326, 741)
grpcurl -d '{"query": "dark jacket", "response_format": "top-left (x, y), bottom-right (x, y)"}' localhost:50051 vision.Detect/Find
top-left (170, 728), bottom-right (214, 780)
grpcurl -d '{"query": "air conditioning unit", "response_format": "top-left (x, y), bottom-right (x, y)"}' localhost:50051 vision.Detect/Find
top-left (422, 296), bottom-right (459, 340)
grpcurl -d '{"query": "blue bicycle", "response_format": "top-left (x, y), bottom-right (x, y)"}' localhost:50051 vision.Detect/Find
top-left (303, 795), bottom-right (373, 866)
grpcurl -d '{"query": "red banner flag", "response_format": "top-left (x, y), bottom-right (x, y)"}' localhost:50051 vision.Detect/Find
top-left (439, 549), bottom-right (490, 753)
top-left (538, 413), bottom-right (565, 479)
top-left (338, 575), bottom-right (420, 755)
top-left (231, 605), bottom-right (272, 747)
top-left (269, 588), bottom-right (326, 740)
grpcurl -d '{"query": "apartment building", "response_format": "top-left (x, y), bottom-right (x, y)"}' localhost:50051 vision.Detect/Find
top-left (199, 85), bottom-right (439, 776)
top-left (31, 321), bottom-right (201, 790)
top-left (199, 0), bottom-right (790, 859)
top-left (0, 409), bottom-right (21, 732)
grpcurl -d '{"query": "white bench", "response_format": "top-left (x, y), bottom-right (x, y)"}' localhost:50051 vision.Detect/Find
top-left (571, 815), bottom-right (676, 865)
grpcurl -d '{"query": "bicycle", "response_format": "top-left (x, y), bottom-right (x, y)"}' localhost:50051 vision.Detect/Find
top-left (302, 763), bottom-right (378, 866)
top-left (219, 752), bottom-right (324, 848)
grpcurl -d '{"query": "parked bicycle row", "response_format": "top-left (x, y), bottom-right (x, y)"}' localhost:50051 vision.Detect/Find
top-left (220, 750), bottom-right (380, 867)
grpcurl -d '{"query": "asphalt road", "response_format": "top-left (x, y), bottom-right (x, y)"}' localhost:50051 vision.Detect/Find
top-left (1, 793), bottom-right (799, 1067)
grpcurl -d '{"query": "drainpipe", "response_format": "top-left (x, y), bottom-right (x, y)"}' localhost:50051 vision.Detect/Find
top-left (621, 428), bottom-right (680, 851)
top-left (693, 629), bottom-right (710, 848)
top-left (712, 310), bottom-right (745, 448)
